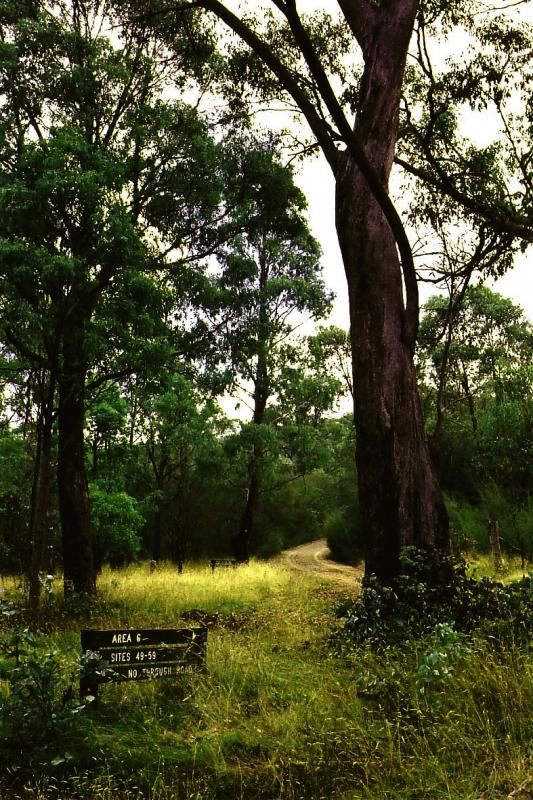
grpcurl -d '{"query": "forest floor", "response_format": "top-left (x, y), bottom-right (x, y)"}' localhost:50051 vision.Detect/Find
top-left (275, 538), bottom-right (363, 593)
top-left (1, 554), bottom-right (530, 799)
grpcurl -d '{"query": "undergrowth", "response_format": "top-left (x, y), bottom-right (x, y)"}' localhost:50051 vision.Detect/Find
top-left (335, 548), bottom-right (532, 649)
top-left (0, 557), bottom-right (531, 800)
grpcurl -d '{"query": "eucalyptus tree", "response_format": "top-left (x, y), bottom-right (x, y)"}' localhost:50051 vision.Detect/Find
top-left (201, 139), bottom-right (332, 561)
top-left (0, 0), bottom-right (247, 595)
top-left (0, 415), bottom-right (34, 575)
top-left (222, 329), bottom-right (345, 561)
top-left (129, 372), bottom-right (226, 562)
top-left (418, 286), bottom-right (533, 497)
top-left (0, 334), bottom-right (59, 615)
top-left (418, 287), bottom-right (533, 559)
top-left (273, 334), bottom-right (346, 473)
top-left (419, 286), bottom-right (533, 437)
top-left (306, 326), bottom-right (353, 400)
top-left (123, 0), bottom-right (533, 582)
top-left (398, 4), bottom-right (533, 427)
top-left (398, 3), bottom-right (532, 252)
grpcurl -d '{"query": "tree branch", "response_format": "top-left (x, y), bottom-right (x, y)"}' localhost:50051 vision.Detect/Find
top-left (198, 0), bottom-right (339, 169)
top-left (195, 0), bottom-right (420, 350)
top-left (396, 155), bottom-right (533, 244)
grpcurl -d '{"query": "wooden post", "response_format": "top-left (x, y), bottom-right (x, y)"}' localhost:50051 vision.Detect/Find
top-left (489, 519), bottom-right (503, 572)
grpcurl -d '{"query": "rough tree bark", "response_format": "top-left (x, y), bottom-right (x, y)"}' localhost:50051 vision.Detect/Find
top-left (335, 0), bottom-right (448, 580)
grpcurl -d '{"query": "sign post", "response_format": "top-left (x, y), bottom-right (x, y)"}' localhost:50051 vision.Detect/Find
top-left (80, 627), bottom-right (207, 702)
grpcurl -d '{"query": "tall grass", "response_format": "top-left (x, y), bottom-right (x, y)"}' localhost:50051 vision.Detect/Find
top-left (1, 560), bottom-right (531, 799)
top-left (465, 554), bottom-right (530, 583)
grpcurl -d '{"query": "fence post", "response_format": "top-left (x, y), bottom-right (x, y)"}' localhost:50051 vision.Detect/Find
top-left (489, 519), bottom-right (503, 572)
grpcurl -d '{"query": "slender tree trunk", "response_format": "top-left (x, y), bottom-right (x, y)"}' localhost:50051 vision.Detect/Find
top-left (460, 366), bottom-right (478, 434)
top-left (432, 300), bottom-right (457, 446)
top-left (233, 250), bottom-right (270, 562)
top-left (235, 472), bottom-right (260, 562)
top-left (57, 323), bottom-right (95, 596)
top-left (28, 374), bottom-right (56, 623)
top-left (150, 461), bottom-right (167, 561)
top-left (91, 434), bottom-right (99, 480)
top-left (171, 457), bottom-right (189, 563)
top-left (335, 0), bottom-right (449, 582)
top-left (430, 277), bottom-right (471, 450)
top-left (152, 505), bottom-right (163, 562)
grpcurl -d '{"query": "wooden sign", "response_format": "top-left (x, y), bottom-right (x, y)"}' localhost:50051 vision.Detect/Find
top-left (80, 627), bottom-right (207, 700)
top-left (210, 558), bottom-right (249, 572)
top-left (210, 558), bottom-right (237, 572)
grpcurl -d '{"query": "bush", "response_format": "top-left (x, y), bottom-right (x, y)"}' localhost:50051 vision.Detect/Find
top-left (90, 486), bottom-right (144, 571)
top-left (0, 603), bottom-right (88, 772)
top-left (445, 487), bottom-right (533, 564)
top-left (446, 494), bottom-right (487, 552)
top-left (335, 548), bottom-right (533, 651)
top-left (255, 529), bottom-right (284, 558)
top-left (324, 505), bottom-right (364, 565)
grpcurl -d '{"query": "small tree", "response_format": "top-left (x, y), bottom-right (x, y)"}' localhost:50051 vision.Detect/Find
top-left (90, 487), bottom-right (144, 572)
top-left (204, 140), bottom-right (332, 561)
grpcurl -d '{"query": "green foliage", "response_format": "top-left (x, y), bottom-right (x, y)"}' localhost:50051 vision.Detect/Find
top-left (0, 429), bottom-right (33, 571)
top-left (90, 487), bottom-right (144, 572)
top-left (445, 484), bottom-right (533, 564)
top-left (477, 395), bottom-right (533, 496)
top-left (417, 287), bottom-right (533, 567)
top-left (417, 622), bottom-right (472, 692)
top-left (323, 504), bottom-right (363, 565)
top-left (445, 493), bottom-right (488, 551)
top-left (336, 549), bottom-right (532, 650)
top-left (0, 615), bottom-right (86, 753)
top-left (402, 3), bottom-right (532, 261)
top-left (308, 416), bottom-right (365, 565)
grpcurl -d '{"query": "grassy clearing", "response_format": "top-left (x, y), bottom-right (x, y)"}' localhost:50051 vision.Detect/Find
top-left (0, 559), bottom-right (531, 800)
top-left (465, 554), bottom-right (530, 583)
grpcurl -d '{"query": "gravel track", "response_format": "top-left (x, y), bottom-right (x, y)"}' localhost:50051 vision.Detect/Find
top-left (276, 539), bottom-right (363, 593)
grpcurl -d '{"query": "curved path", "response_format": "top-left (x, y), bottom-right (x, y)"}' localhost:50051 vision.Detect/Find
top-left (276, 539), bottom-right (363, 592)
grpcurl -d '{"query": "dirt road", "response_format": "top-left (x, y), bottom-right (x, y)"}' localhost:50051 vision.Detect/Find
top-left (276, 539), bottom-right (363, 593)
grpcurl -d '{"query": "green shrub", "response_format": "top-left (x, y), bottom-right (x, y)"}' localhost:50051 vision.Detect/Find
top-left (324, 505), bottom-right (364, 566)
top-left (417, 622), bottom-right (472, 696)
top-left (446, 494), bottom-right (487, 552)
top-left (0, 614), bottom-right (87, 759)
top-left (335, 549), bottom-right (532, 650)
top-left (255, 528), bottom-right (284, 558)
top-left (90, 486), bottom-right (144, 571)
top-left (446, 487), bottom-right (533, 563)
top-left (480, 484), bottom-right (533, 562)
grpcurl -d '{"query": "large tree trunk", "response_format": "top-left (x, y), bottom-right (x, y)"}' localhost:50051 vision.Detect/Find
top-left (335, 0), bottom-right (449, 582)
top-left (57, 323), bottom-right (95, 596)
